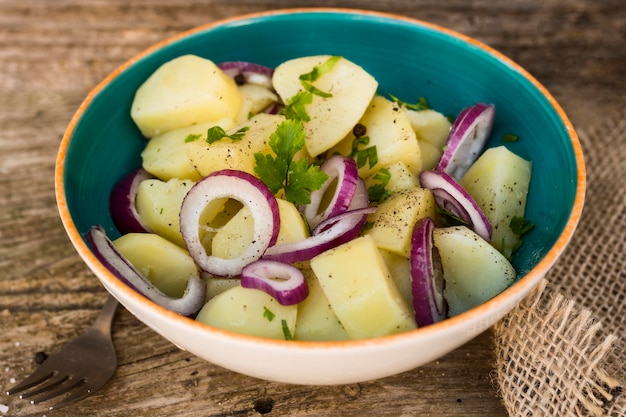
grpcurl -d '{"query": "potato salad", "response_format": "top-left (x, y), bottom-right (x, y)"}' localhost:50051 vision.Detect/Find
top-left (90, 54), bottom-right (533, 341)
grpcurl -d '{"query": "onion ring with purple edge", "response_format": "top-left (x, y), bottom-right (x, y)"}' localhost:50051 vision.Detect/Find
top-left (109, 168), bottom-right (154, 234)
top-left (435, 103), bottom-right (495, 181)
top-left (419, 170), bottom-right (492, 241)
top-left (180, 169), bottom-right (280, 277)
top-left (217, 61), bottom-right (274, 89)
top-left (241, 260), bottom-right (309, 305)
top-left (86, 225), bottom-right (206, 317)
top-left (409, 217), bottom-right (447, 326)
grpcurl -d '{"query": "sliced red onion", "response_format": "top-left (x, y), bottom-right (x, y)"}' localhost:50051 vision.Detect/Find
top-left (409, 217), bottom-right (447, 326)
top-left (180, 169), bottom-right (280, 277)
top-left (263, 207), bottom-right (375, 263)
top-left (218, 61), bottom-right (274, 89)
top-left (109, 168), bottom-right (153, 234)
top-left (86, 225), bottom-right (206, 317)
top-left (302, 155), bottom-right (360, 229)
top-left (347, 177), bottom-right (369, 211)
top-left (435, 103), bottom-right (495, 181)
top-left (419, 170), bottom-right (492, 241)
top-left (241, 260), bottom-right (309, 305)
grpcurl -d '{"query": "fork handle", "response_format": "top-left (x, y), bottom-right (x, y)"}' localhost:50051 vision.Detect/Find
top-left (92, 294), bottom-right (119, 334)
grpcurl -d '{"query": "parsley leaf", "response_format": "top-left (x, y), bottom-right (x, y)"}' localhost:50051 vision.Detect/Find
top-left (280, 56), bottom-right (341, 121)
top-left (389, 94), bottom-right (430, 111)
top-left (205, 126), bottom-right (249, 144)
top-left (350, 136), bottom-right (378, 169)
top-left (502, 133), bottom-right (519, 142)
top-left (510, 216), bottom-right (535, 235)
top-left (184, 133), bottom-right (203, 143)
top-left (254, 119), bottom-right (329, 205)
top-left (281, 319), bottom-right (294, 340)
top-left (263, 306), bottom-right (275, 322)
top-left (367, 168), bottom-right (393, 203)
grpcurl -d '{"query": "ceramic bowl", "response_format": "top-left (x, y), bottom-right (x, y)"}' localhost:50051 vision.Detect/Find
top-left (55, 8), bottom-right (585, 385)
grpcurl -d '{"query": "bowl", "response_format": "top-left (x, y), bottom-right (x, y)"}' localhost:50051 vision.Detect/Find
top-left (55, 8), bottom-right (585, 385)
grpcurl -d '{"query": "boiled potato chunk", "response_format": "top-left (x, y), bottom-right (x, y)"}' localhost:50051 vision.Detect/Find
top-left (235, 83), bottom-right (278, 124)
top-left (378, 249), bottom-right (413, 307)
top-left (404, 108), bottom-right (451, 149)
top-left (459, 146), bottom-right (532, 257)
top-left (131, 55), bottom-right (242, 138)
top-left (295, 268), bottom-right (350, 341)
top-left (205, 277), bottom-right (240, 300)
top-left (433, 226), bottom-right (516, 316)
top-left (330, 95), bottom-right (422, 178)
top-left (113, 233), bottom-right (199, 298)
top-left (185, 113), bottom-right (284, 177)
top-left (364, 161), bottom-right (419, 197)
top-left (364, 186), bottom-right (436, 258)
top-left (310, 235), bottom-right (417, 339)
top-left (211, 198), bottom-right (309, 259)
top-left (195, 285), bottom-right (297, 340)
top-left (135, 178), bottom-right (195, 247)
top-left (141, 120), bottom-right (234, 181)
top-left (272, 55), bottom-right (378, 157)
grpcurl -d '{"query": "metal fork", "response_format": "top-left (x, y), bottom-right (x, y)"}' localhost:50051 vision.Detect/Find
top-left (7, 295), bottom-right (118, 410)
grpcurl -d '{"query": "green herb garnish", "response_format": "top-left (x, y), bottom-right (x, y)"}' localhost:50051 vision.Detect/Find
top-left (389, 94), bottom-right (430, 111)
top-left (510, 216), bottom-right (535, 235)
top-left (263, 306), bottom-right (275, 322)
top-left (350, 136), bottom-right (378, 169)
top-left (502, 133), bottom-right (519, 143)
top-left (281, 319), bottom-right (294, 340)
top-left (280, 56), bottom-right (341, 121)
top-left (184, 126), bottom-right (250, 144)
top-left (367, 168), bottom-right (393, 203)
top-left (254, 119), bottom-right (328, 205)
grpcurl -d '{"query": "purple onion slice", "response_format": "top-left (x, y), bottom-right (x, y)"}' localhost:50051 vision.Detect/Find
top-left (86, 225), bottom-right (206, 317)
top-left (109, 168), bottom-right (154, 234)
top-left (435, 103), bottom-right (495, 181)
top-left (263, 207), bottom-right (375, 264)
top-left (241, 260), bottom-right (309, 306)
top-left (180, 169), bottom-right (280, 277)
top-left (217, 61), bottom-right (274, 89)
top-left (409, 217), bottom-right (447, 326)
top-left (302, 155), bottom-right (360, 229)
top-left (420, 170), bottom-right (492, 241)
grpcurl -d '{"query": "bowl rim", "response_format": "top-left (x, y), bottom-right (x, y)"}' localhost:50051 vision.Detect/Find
top-left (55, 7), bottom-right (586, 350)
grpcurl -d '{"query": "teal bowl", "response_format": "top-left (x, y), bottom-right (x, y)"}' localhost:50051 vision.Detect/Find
top-left (56, 8), bottom-right (585, 384)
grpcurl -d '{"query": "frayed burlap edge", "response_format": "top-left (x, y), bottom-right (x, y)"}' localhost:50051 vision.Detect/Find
top-left (493, 280), bottom-right (624, 416)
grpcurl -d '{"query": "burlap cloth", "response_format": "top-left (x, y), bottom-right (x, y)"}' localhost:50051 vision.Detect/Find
top-left (493, 111), bottom-right (626, 416)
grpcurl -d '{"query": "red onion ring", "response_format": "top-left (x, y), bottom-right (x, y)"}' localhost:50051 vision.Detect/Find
top-left (435, 103), bottom-right (495, 181)
top-left (86, 225), bottom-right (206, 317)
top-left (217, 61), bottom-right (274, 89)
top-left (263, 207), bottom-right (376, 263)
top-left (419, 170), bottom-right (492, 241)
top-left (409, 217), bottom-right (447, 326)
top-left (109, 168), bottom-right (153, 234)
top-left (180, 169), bottom-right (280, 277)
top-left (302, 155), bottom-right (360, 229)
top-left (241, 260), bottom-right (309, 306)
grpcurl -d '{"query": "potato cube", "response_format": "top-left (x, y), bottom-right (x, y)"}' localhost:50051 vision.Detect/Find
top-left (310, 235), bottom-right (417, 339)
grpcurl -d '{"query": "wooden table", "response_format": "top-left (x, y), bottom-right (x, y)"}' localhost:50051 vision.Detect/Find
top-left (1, 1), bottom-right (623, 416)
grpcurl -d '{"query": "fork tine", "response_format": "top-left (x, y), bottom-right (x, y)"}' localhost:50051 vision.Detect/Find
top-left (27, 378), bottom-right (85, 405)
top-left (48, 383), bottom-right (96, 410)
top-left (19, 374), bottom-right (70, 399)
top-left (6, 367), bottom-right (55, 396)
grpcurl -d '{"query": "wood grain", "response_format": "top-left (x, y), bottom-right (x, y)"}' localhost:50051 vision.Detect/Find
top-left (1, 1), bottom-right (624, 416)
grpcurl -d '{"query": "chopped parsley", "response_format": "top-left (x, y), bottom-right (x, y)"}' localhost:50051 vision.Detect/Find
top-left (254, 119), bottom-right (329, 205)
top-left (502, 133), bottom-right (519, 143)
top-left (281, 319), bottom-right (294, 340)
top-left (263, 306), bottom-right (275, 322)
top-left (510, 216), bottom-right (535, 235)
top-left (280, 56), bottom-right (341, 121)
top-left (350, 135), bottom-right (378, 169)
top-left (389, 94), bottom-right (430, 111)
top-left (367, 168), bottom-right (393, 203)
top-left (184, 126), bottom-right (250, 144)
